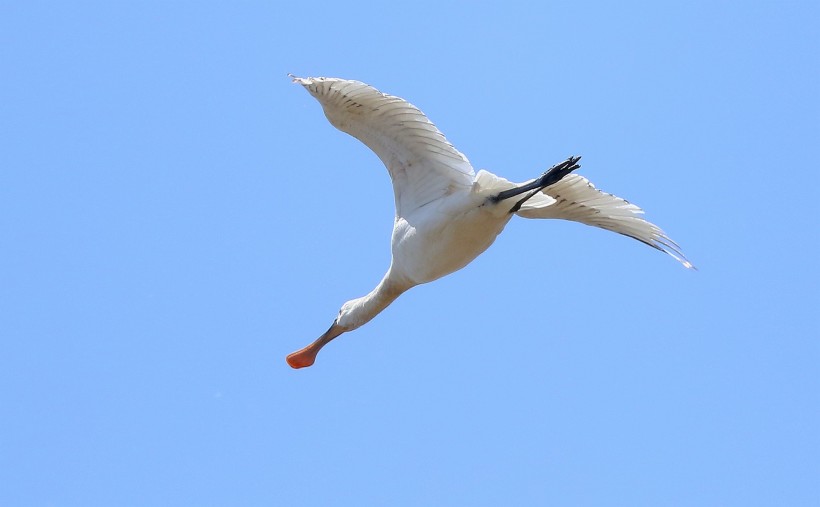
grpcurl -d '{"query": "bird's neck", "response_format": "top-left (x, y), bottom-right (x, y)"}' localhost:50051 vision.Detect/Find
top-left (345, 272), bottom-right (410, 330)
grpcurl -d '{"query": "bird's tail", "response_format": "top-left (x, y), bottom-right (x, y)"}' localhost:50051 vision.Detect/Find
top-left (515, 174), bottom-right (694, 269)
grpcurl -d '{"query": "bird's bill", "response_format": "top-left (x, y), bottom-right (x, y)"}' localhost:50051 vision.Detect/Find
top-left (286, 322), bottom-right (346, 369)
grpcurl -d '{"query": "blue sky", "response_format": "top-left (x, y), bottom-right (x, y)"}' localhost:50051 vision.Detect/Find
top-left (2, 1), bottom-right (818, 505)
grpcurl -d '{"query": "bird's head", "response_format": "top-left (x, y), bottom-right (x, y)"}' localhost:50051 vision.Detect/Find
top-left (284, 298), bottom-right (370, 369)
top-left (336, 297), bottom-right (371, 331)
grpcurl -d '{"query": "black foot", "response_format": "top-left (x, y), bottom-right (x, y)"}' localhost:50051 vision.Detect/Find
top-left (492, 156), bottom-right (582, 212)
top-left (535, 155), bottom-right (581, 189)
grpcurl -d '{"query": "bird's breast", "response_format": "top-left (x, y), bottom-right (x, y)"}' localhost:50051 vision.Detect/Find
top-left (390, 202), bottom-right (511, 285)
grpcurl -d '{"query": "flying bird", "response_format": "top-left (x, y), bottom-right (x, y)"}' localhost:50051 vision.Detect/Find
top-left (286, 75), bottom-right (693, 369)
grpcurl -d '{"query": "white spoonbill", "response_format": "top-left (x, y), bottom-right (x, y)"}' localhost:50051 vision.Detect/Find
top-left (286, 76), bottom-right (692, 369)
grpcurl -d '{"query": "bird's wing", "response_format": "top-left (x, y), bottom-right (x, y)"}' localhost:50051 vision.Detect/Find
top-left (292, 76), bottom-right (475, 217)
top-left (516, 174), bottom-right (694, 268)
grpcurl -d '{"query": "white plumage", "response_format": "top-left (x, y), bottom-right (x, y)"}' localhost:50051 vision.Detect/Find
top-left (286, 76), bottom-right (692, 369)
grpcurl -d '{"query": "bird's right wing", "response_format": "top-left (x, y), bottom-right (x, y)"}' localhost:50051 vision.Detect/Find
top-left (292, 76), bottom-right (475, 217)
top-left (516, 174), bottom-right (694, 268)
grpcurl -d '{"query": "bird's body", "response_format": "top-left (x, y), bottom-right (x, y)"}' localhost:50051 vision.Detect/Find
top-left (287, 76), bottom-right (692, 369)
top-left (391, 185), bottom-right (509, 285)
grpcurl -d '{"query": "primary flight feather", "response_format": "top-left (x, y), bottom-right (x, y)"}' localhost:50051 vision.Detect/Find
top-left (287, 75), bottom-right (693, 369)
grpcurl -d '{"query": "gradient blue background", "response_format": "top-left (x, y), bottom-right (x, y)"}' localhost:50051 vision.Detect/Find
top-left (2, 1), bottom-right (818, 505)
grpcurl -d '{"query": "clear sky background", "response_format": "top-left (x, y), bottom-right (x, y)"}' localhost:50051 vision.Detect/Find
top-left (2, 1), bottom-right (818, 506)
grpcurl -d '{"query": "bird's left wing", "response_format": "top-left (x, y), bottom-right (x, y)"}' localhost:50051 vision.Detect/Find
top-left (291, 76), bottom-right (475, 217)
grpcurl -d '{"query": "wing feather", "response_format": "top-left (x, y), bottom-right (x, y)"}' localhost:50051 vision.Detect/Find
top-left (292, 76), bottom-right (475, 216)
top-left (516, 174), bottom-right (694, 268)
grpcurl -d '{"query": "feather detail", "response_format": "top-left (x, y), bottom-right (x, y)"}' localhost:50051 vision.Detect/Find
top-left (516, 174), bottom-right (694, 268)
top-left (291, 76), bottom-right (474, 217)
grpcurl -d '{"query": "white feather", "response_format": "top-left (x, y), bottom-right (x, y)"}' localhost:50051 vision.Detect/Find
top-left (516, 174), bottom-right (693, 268)
top-left (292, 76), bottom-right (474, 217)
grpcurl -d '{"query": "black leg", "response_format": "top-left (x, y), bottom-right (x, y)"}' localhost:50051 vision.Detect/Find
top-left (491, 156), bottom-right (582, 212)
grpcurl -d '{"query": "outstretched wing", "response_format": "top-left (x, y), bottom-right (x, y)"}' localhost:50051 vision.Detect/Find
top-left (292, 76), bottom-right (475, 217)
top-left (516, 174), bottom-right (694, 268)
